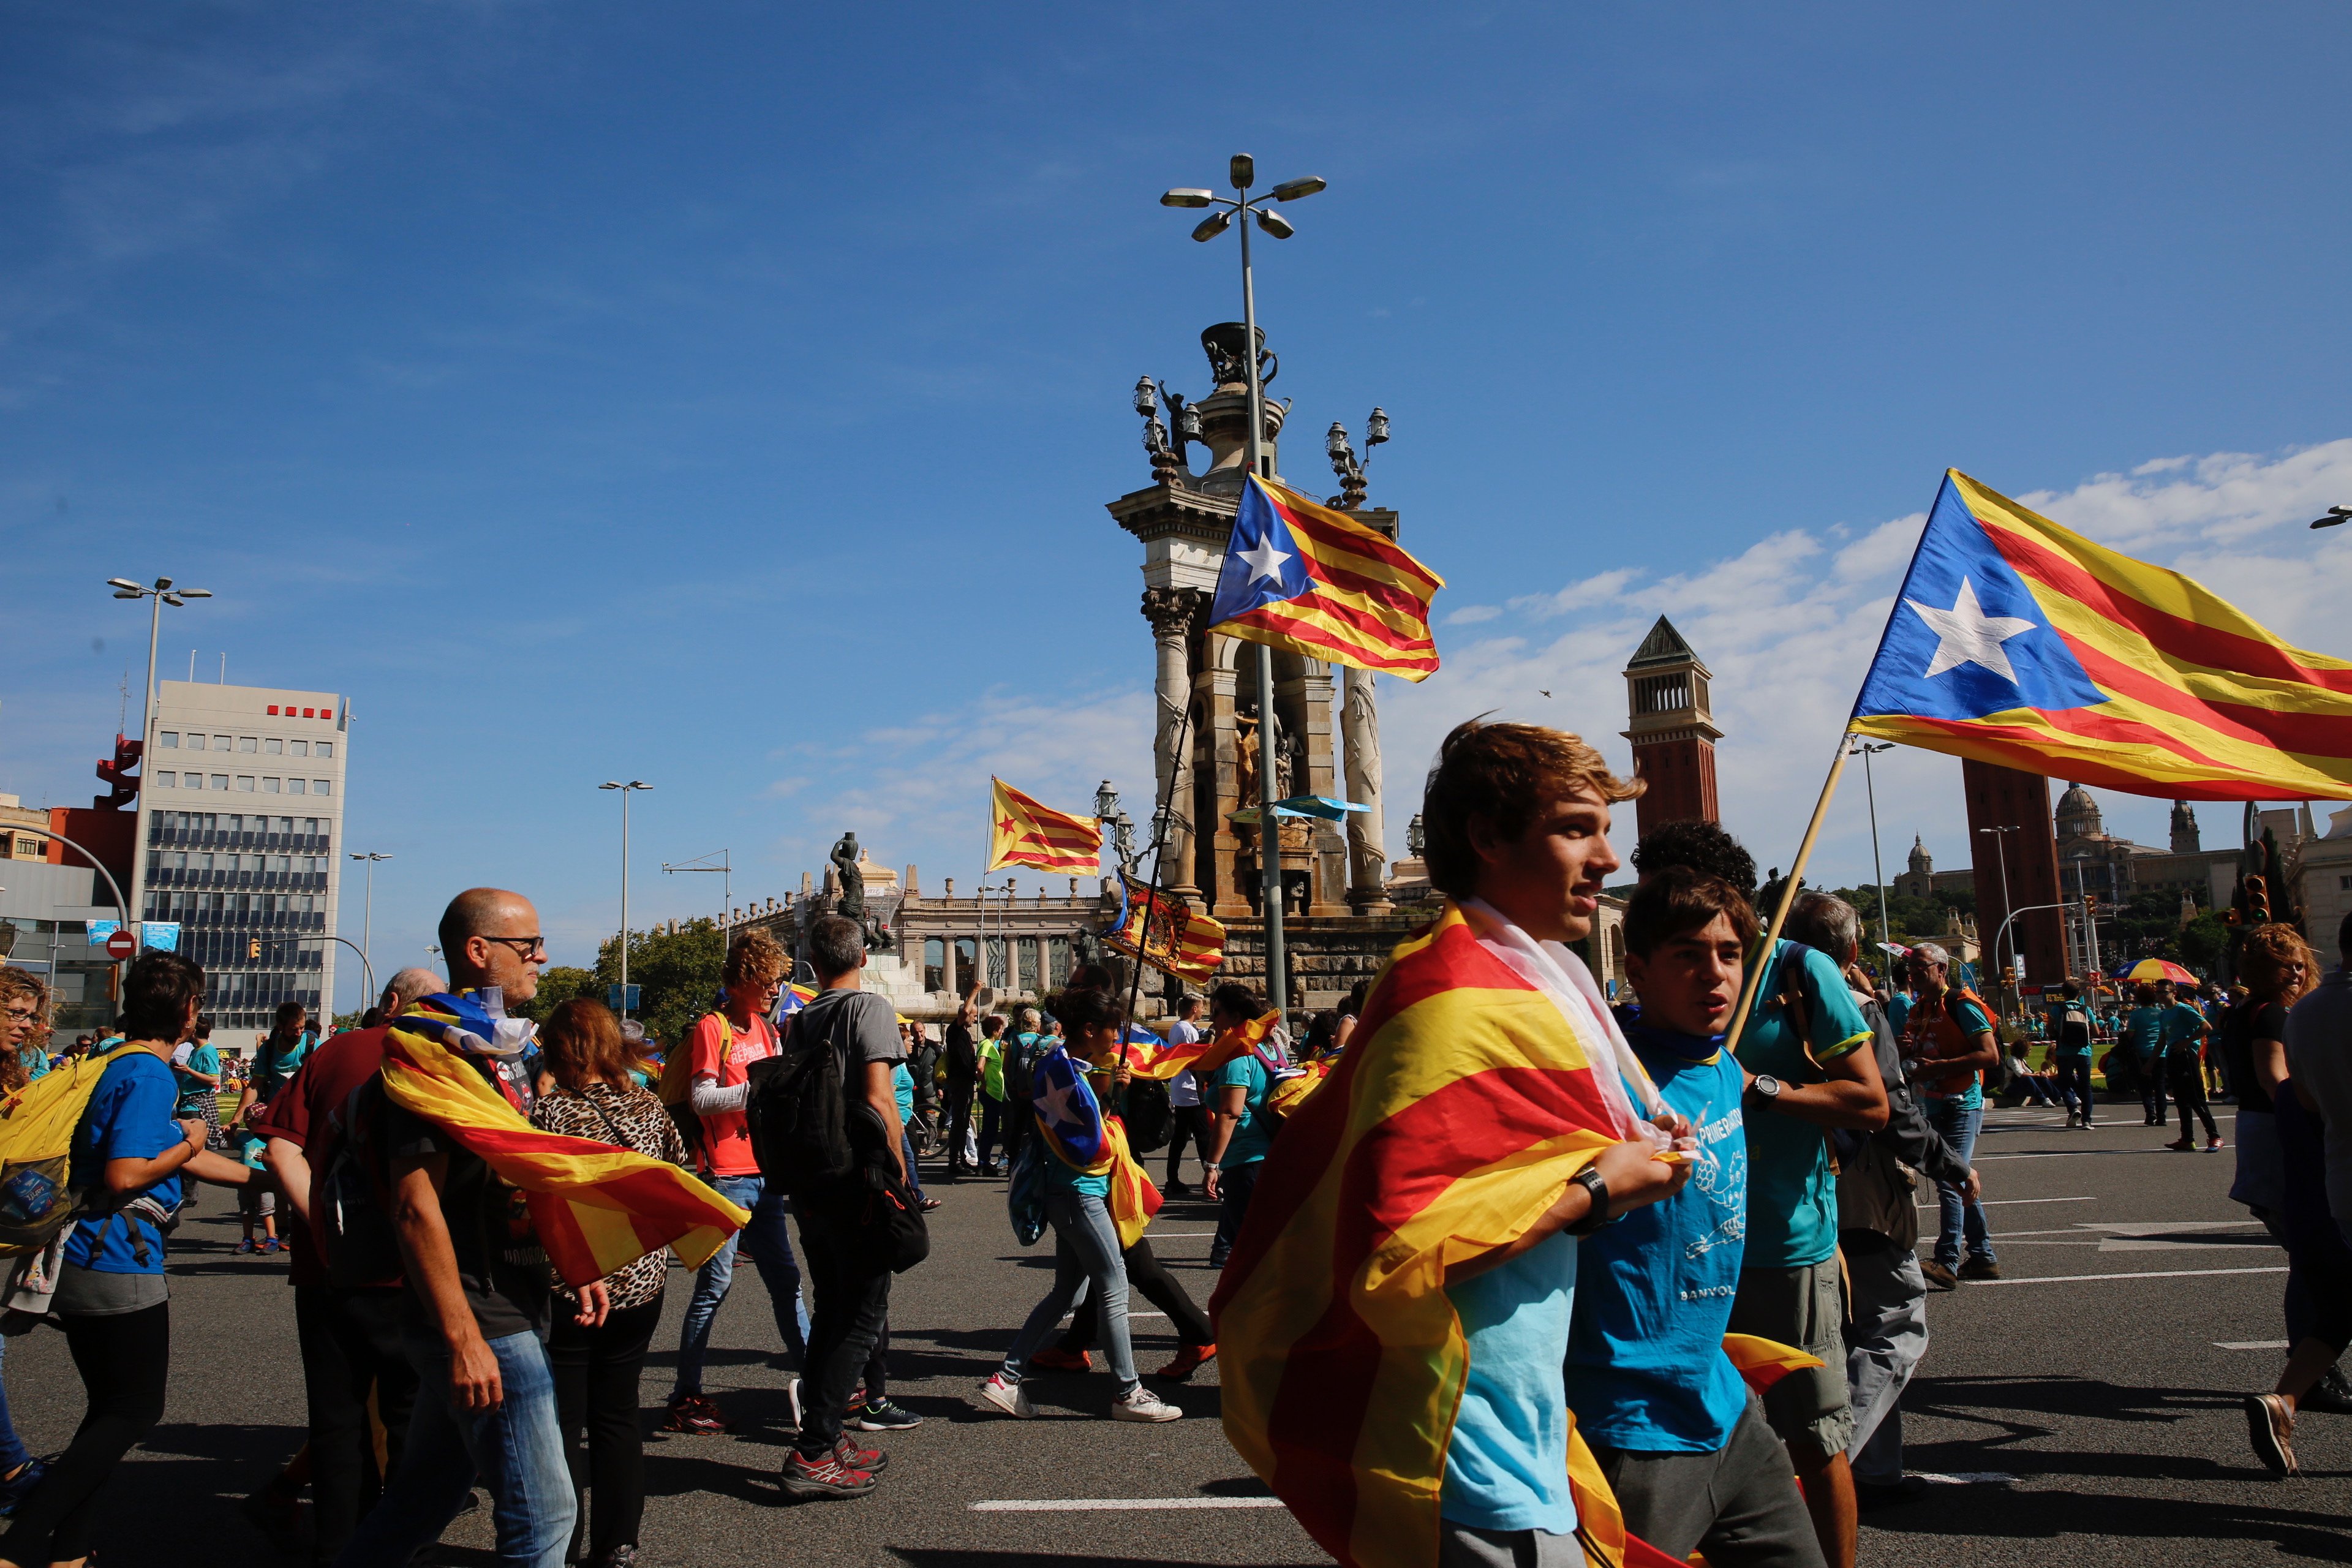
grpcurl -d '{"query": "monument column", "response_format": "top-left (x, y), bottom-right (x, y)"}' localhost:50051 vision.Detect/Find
top-left (1142, 587), bottom-right (1205, 905)
top-left (1343, 666), bottom-right (1392, 913)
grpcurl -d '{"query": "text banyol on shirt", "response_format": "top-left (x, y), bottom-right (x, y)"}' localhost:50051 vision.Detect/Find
top-left (688, 1011), bottom-right (780, 1178)
top-left (1568, 1017), bottom-right (1750, 1453)
top-left (1735, 940), bottom-right (1872, 1270)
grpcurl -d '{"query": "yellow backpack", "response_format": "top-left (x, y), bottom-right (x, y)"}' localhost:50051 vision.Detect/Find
top-left (0, 1046), bottom-right (146, 1258)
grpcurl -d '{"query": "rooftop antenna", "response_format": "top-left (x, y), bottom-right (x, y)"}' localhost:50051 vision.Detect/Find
top-left (219, 652), bottom-right (226, 684)
top-left (118, 669), bottom-right (130, 732)
top-left (187, 649), bottom-right (195, 681)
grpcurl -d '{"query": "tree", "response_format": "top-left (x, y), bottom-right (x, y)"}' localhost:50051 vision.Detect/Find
top-left (518, 965), bottom-right (600, 1025)
top-left (2180, 910), bottom-right (2229, 978)
top-left (592, 918), bottom-right (728, 1049)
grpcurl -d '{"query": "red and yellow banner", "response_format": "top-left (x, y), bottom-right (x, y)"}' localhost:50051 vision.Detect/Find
top-left (1104, 876), bottom-right (1226, 982)
top-left (986, 777), bottom-right (1102, 875)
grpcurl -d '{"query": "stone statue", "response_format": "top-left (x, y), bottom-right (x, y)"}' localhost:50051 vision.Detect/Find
top-left (1344, 672), bottom-right (1385, 887)
top-left (1073, 923), bottom-right (1104, 973)
top-left (1235, 710), bottom-right (1262, 808)
top-left (1274, 711), bottom-right (1305, 800)
top-left (831, 832), bottom-right (865, 922)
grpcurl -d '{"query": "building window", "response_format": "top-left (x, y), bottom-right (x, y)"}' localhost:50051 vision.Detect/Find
top-left (303, 818), bottom-right (319, 834)
top-left (2340, 875), bottom-right (2352, 891)
top-left (265, 738), bottom-right (282, 755)
top-left (238, 737), bottom-right (257, 753)
top-left (1047, 936), bottom-right (1071, 989)
top-left (317, 742), bottom-right (334, 760)
top-left (985, 935), bottom-right (1007, 987)
top-left (313, 779), bottom-right (331, 796)
top-left (157, 772), bottom-right (176, 787)
top-left (186, 734), bottom-right (205, 750)
top-left (924, 937), bottom-right (945, 992)
top-left (160, 732), bottom-right (178, 747)
top-left (235, 776), bottom-right (255, 792)
top-left (954, 937), bottom-right (976, 990)
top-left (1016, 937), bottom-right (1039, 992)
top-left (291, 741), bottom-right (307, 757)
top-left (213, 735), bottom-right (230, 750)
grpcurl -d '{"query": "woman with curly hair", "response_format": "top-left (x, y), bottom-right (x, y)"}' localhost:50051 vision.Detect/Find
top-left (0, 967), bottom-right (51, 1091)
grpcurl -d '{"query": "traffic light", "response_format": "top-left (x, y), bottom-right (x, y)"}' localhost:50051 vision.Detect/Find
top-left (249, 938), bottom-right (262, 960)
top-left (2245, 875), bottom-right (2270, 926)
top-left (2001, 962), bottom-right (2019, 990)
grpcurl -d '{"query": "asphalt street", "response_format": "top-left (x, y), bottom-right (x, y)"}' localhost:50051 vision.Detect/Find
top-left (6, 1103), bottom-right (2348, 1566)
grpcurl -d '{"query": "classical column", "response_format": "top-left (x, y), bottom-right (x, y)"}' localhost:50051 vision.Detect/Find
top-left (1343, 665), bottom-right (1392, 913)
top-left (1142, 587), bottom-right (1205, 905)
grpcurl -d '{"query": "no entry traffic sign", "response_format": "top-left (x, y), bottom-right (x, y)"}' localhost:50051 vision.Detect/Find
top-left (105, 929), bottom-right (136, 960)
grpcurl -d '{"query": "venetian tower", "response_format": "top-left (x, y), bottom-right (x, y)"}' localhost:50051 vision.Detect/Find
top-left (1622, 616), bottom-right (1722, 839)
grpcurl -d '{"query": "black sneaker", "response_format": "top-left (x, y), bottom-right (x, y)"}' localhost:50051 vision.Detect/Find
top-left (2303, 1365), bottom-right (2352, 1415)
top-left (850, 1397), bottom-right (922, 1432)
top-left (780, 1449), bottom-right (876, 1501)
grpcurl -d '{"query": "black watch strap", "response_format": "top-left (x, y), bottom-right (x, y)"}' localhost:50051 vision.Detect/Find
top-left (1564, 1164), bottom-right (1612, 1235)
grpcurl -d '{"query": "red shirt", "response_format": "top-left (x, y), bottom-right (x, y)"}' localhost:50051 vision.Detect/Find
top-left (689, 1012), bottom-right (778, 1177)
top-left (250, 1027), bottom-right (399, 1289)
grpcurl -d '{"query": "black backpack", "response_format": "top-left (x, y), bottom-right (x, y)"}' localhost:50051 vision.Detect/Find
top-left (322, 1076), bottom-right (405, 1291)
top-left (1120, 1077), bottom-right (1172, 1155)
top-left (747, 1012), bottom-right (856, 1199)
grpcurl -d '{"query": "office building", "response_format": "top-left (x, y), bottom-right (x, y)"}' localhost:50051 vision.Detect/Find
top-left (134, 680), bottom-right (350, 1034)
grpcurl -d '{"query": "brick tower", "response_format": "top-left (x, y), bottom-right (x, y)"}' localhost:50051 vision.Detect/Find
top-left (1622, 616), bottom-right (1722, 839)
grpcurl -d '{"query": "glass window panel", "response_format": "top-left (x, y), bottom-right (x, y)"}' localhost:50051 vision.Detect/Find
top-left (290, 741), bottom-right (307, 757)
top-left (160, 732), bottom-right (178, 747)
top-left (316, 742), bottom-right (333, 759)
top-left (187, 734), bottom-right (205, 750)
top-left (265, 738), bottom-right (282, 755)
top-left (235, 776), bottom-right (255, 792)
top-left (209, 774), bottom-right (228, 791)
top-left (954, 937), bottom-right (976, 986)
top-left (238, 737), bottom-right (257, 753)
top-left (213, 736), bottom-right (232, 750)
top-left (1048, 937), bottom-right (1071, 989)
top-left (277, 818), bottom-right (293, 833)
top-left (1017, 938), bottom-right (1040, 992)
top-left (924, 937), bottom-right (944, 992)
top-left (157, 771), bottom-right (175, 787)
top-left (263, 778), bottom-right (281, 793)
top-left (312, 779), bottom-right (331, 796)
top-left (985, 935), bottom-right (1007, 987)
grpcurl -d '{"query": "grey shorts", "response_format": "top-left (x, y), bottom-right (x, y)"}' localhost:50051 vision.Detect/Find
top-left (1727, 1257), bottom-right (1854, 1457)
top-left (1438, 1521), bottom-right (1582, 1568)
top-left (1588, 1395), bottom-right (1826, 1568)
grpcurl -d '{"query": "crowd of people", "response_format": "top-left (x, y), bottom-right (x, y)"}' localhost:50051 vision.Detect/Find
top-left (1, 715), bottom-right (2350, 1567)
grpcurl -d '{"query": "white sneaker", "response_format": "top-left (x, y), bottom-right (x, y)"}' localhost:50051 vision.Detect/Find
top-left (974, 1373), bottom-right (1035, 1419)
top-left (1112, 1385), bottom-right (1182, 1423)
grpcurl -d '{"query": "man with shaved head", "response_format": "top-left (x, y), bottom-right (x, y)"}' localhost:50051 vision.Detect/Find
top-left (256, 960), bottom-right (447, 1563)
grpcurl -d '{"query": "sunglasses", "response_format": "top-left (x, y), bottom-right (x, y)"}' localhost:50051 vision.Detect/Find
top-left (480, 935), bottom-right (548, 959)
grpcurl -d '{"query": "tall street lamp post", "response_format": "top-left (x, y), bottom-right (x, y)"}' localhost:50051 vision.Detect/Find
top-left (349, 852), bottom-right (391, 1014)
top-left (600, 781), bottom-right (652, 1018)
top-left (109, 577), bottom-right (210, 943)
top-left (1161, 153), bottom-right (1324, 1018)
top-left (1847, 739), bottom-right (1894, 956)
top-left (1977, 824), bottom-right (2019, 1011)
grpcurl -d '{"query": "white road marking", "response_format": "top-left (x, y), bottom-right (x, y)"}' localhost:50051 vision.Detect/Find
top-left (1964, 1265), bottom-right (2287, 1286)
top-left (971, 1497), bottom-right (1285, 1512)
top-left (1915, 1196), bottom-right (2095, 1208)
top-left (1915, 1471), bottom-right (2016, 1485)
top-left (2216, 1340), bottom-right (2293, 1351)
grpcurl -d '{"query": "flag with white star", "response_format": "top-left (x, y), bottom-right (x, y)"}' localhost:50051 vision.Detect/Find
top-left (1850, 469), bottom-right (2352, 800)
top-left (1206, 475), bottom-right (1445, 681)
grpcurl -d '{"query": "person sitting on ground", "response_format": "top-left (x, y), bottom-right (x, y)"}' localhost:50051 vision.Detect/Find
top-left (976, 984), bottom-right (1183, 1425)
top-left (2002, 1046), bottom-right (2059, 1107)
top-left (532, 997), bottom-right (688, 1568)
top-left (1571, 868), bottom-right (1825, 1568)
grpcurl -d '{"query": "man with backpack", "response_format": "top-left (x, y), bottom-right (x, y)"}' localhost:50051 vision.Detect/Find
top-left (662, 928), bottom-right (811, 1438)
top-left (253, 966), bottom-right (442, 1566)
top-left (2049, 981), bottom-right (2098, 1128)
top-left (758, 914), bottom-right (911, 1501)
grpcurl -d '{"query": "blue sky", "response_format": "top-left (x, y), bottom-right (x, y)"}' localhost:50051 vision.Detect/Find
top-left (7, 2), bottom-right (2352, 1009)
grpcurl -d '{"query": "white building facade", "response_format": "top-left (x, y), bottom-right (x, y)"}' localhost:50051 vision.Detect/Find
top-left (134, 680), bottom-right (349, 1034)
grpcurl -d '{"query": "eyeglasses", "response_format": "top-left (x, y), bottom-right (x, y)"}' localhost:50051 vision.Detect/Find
top-left (1, 1006), bottom-right (36, 1023)
top-left (480, 935), bottom-right (548, 959)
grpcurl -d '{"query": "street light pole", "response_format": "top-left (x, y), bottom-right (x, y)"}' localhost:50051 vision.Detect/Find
top-left (600, 782), bottom-right (651, 1018)
top-left (1161, 155), bottom-right (1325, 1022)
top-left (108, 576), bottom-right (209, 943)
top-left (349, 852), bottom-right (391, 1014)
top-left (1978, 824), bottom-right (2019, 1008)
top-left (1848, 740), bottom-right (1893, 953)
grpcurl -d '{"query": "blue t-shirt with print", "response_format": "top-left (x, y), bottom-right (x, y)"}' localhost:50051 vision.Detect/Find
top-left (1733, 941), bottom-right (1872, 1269)
top-left (1215, 1052), bottom-right (1273, 1169)
top-left (1567, 1022), bottom-right (1749, 1452)
top-left (64, 1051), bottom-right (184, 1275)
top-left (1441, 1229), bottom-right (1578, 1535)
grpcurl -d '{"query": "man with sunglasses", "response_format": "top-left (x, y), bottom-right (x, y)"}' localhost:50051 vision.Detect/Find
top-left (663, 927), bottom-right (812, 1437)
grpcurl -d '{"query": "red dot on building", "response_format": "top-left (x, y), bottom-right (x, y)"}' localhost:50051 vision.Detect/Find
top-left (267, 705), bottom-right (279, 715)
top-left (302, 707), bottom-right (315, 718)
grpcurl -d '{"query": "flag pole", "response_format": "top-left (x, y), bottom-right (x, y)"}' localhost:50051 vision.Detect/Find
top-left (1119, 697), bottom-right (1198, 1057)
top-left (1722, 724), bottom-right (1858, 1052)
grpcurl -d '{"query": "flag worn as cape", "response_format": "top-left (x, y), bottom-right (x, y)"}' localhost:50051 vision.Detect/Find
top-left (1852, 469), bottom-right (2352, 799)
top-left (1104, 874), bottom-right (1227, 982)
top-left (1207, 475), bottom-right (1444, 681)
top-left (1208, 902), bottom-right (1681, 1568)
top-left (383, 995), bottom-right (748, 1289)
top-left (1028, 1042), bottom-right (1162, 1247)
top-left (987, 777), bottom-right (1102, 875)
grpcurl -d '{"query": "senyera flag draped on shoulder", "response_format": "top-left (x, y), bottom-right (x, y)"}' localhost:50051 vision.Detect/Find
top-left (1852, 470), bottom-right (2352, 799)
top-left (382, 994), bottom-right (748, 1290)
top-left (1124, 1006), bottom-right (1281, 1084)
top-left (1208, 902), bottom-right (1684, 1568)
top-left (1208, 475), bottom-right (1444, 680)
top-left (986, 777), bottom-right (1102, 876)
top-left (1104, 873), bottom-right (1227, 982)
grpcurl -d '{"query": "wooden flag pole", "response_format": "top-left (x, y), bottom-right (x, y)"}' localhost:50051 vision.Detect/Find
top-left (1117, 696), bottom-right (1199, 1065)
top-left (1722, 724), bottom-right (1858, 1052)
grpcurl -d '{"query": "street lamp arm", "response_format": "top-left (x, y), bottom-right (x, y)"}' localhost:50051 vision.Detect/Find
top-left (1989, 900), bottom-right (2075, 979)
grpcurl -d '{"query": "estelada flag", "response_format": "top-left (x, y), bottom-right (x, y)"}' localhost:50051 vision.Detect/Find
top-left (383, 996), bottom-right (748, 1290)
top-left (1104, 874), bottom-right (1226, 982)
top-left (1852, 470), bottom-right (2352, 799)
top-left (1207, 475), bottom-right (1444, 682)
top-left (1208, 902), bottom-right (1683, 1568)
top-left (1030, 1043), bottom-right (1163, 1247)
top-left (986, 777), bottom-right (1101, 875)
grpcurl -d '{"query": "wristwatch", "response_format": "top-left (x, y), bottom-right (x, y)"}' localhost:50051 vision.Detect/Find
top-left (1750, 1073), bottom-right (1784, 1105)
top-left (1565, 1165), bottom-right (1613, 1235)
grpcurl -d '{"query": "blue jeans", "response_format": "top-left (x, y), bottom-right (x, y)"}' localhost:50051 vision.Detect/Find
top-left (1922, 1097), bottom-right (1994, 1270)
top-left (0, 1330), bottom-right (31, 1474)
top-left (901, 1131), bottom-right (927, 1199)
top-left (2054, 1056), bottom-right (2095, 1119)
top-left (336, 1329), bottom-right (573, 1568)
top-left (672, 1174), bottom-right (810, 1395)
top-left (1001, 1186), bottom-right (1138, 1392)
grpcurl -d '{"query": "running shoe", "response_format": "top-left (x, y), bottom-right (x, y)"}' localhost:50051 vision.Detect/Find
top-left (2164, 1138), bottom-right (2196, 1152)
top-left (1112, 1385), bottom-right (1183, 1422)
top-left (834, 1433), bottom-right (889, 1474)
top-left (661, 1394), bottom-right (730, 1435)
top-left (1920, 1260), bottom-right (1959, 1291)
top-left (2247, 1392), bottom-right (2297, 1475)
top-left (1028, 1345), bottom-right (1094, 1373)
top-left (262, 1237), bottom-right (284, 1254)
top-left (973, 1372), bottom-right (1035, 1419)
top-left (780, 1449), bottom-right (875, 1501)
top-left (850, 1397), bottom-right (922, 1432)
top-left (2065, 1113), bottom-right (2080, 1128)
top-left (2302, 1365), bottom-right (2352, 1414)
top-left (1154, 1343), bottom-right (1216, 1381)
top-left (2207, 1137), bottom-right (2226, 1152)
top-left (1958, 1257), bottom-right (2002, 1281)
top-left (235, 1238), bottom-right (257, 1255)
top-left (1207, 1248), bottom-right (1231, 1268)
top-left (0, 1458), bottom-right (45, 1518)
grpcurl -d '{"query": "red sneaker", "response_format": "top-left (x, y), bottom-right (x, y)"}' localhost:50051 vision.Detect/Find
top-left (834, 1433), bottom-right (891, 1476)
top-left (1154, 1343), bottom-right (1216, 1382)
top-left (1028, 1345), bottom-right (1093, 1373)
top-left (662, 1394), bottom-right (730, 1436)
top-left (781, 1448), bottom-right (875, 1500)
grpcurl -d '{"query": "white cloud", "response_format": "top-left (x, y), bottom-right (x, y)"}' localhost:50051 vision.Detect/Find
top-left (1381, 441), bottom-right (2352, 893)
top-left (1444, 603), bottom-right (1503, 625)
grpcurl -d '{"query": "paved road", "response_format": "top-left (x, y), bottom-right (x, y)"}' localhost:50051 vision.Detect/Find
top-left (8, 1106), bottom-right (2348, 1565)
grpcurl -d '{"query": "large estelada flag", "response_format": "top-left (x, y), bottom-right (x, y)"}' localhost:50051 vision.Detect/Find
top-left (986, 777), bottom-right (1101, 875)
top-left (1207, 475), bottom-right (1444, 681)
top-left (1208, 902), bottom-right (1684, 1568)
top-left (384, 995), bottom-right (749, 1289)
top-left (1103, 874), bottom-right (1226, 982)
top-left (1850, 470), bottom-right (2352, 799)
top-left (1030, 1044), bottom-right (1163, 1247)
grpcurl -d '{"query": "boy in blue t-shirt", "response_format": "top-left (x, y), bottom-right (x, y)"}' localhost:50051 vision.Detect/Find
top-left (234, 1126), bottom-right (281, 1254)
top-left (1572, 867), bottom-right (1820, 1566)
top-left (1202, 983), bottom-right (1275, 1268)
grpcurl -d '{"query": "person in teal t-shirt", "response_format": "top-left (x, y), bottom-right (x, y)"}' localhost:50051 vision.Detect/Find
top-left (171, 1025), bottom-right (224, 1152)
top-left (2123, 986), bottom-right (2168, 1125)
top-left (1202, 984), bottom-right (1275, 1269)
top-left (2157, 981), bottom-right (2221, 1148)
top-left (2048, 982), bottom-right (2098, 1128)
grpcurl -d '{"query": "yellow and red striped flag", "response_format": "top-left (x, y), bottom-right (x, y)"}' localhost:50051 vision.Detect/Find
top-left (383, 1001), bottom-right (748, 1290)
top-left (1104, 875), bottom-right (1226, 982)
top-left (985, 777), bottom-right (1101, 876)
top-left (1207, 475), bottom-right (1444, 682)
top-left (1125, 1008), bottom-right (1280, 1083)
top-left (1852, 470), bottom-right (2352, 797)
top-left (1207, 902), bottom-right (1683, 1568)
